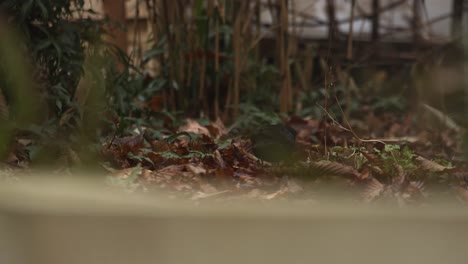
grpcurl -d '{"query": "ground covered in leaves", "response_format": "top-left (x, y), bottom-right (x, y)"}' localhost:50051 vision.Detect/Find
top-left (93, 108), bottom-right (468, 206)
top-left (3, 107), bottom-right (468, 206)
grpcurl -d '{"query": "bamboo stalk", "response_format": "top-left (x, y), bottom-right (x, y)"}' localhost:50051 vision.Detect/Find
top-left (412, 0), bottom-right (423, 44)
top-left (214, 17), bottom-right (220, 118)
top-left (199, 55), bottom-right (207, 114)
top-left (371, 0), bottom-right (380, 43)
top-left (232, 1), bottom-right (243, 118)
top-left (347, 0), bottom-right (355, 60)
top-left (278, 0), bottom-right (291, 113)
top-left (162, 0), bottom-right (177, 110)
top-left (451, 0), bottom-right (464, 40)
top-left (345, 0), bottom-right (356, 122)
top-left (174, 0), bottom-right (185, 109)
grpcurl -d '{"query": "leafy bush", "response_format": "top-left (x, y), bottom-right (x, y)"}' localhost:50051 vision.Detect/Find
top-left (0, 0), bottom-right (132, 164)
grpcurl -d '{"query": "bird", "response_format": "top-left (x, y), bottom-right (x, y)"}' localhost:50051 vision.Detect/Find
top-left (250, 124), bottom-right (297, 163)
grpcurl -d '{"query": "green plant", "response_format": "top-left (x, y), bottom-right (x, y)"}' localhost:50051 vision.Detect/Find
top-left (141, 0), bottom-right (291, 120)
top-left (0, 16), bottom-right (51, 159)
top-left (229, 104), bottom-right (283, 132)
top-left (372, 95), bottom-right (406, 114)
top-left (373, 144), bottom-right (417, 174)
top-left (2, 1), bottom-right (85, 115)
top-left (0, 1), bottom-right (142, 165)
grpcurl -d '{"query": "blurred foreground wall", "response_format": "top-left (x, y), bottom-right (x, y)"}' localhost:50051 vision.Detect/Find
top-left (0, 177), bottom-right (468, 264)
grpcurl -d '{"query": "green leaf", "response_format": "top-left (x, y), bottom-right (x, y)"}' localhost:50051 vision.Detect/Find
top-left (143, 48), bottom-right (165, 62)
top-left (55, 100), bottom-right (62, 111)
top-left (34, 39), bottom-right (52, 52)
top-left (166, 131), bottom-right (192, 144)
top-left (51, 41), bottom-right (62, 65)
top-left (20, 0), bottom-right (34, 19)
top-left (217, 139), bottom-right (232, 150)
top-left (35, 0), bottom-right (49, 19)
top-left (161, 152), bottom-right (181, 159)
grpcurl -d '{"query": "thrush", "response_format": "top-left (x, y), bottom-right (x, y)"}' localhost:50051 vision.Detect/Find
top-left (251, 124), bottom-right (297, 163)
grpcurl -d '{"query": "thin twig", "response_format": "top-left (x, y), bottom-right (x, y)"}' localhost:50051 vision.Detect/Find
top-left (317, 103), bottom-right (386, 145)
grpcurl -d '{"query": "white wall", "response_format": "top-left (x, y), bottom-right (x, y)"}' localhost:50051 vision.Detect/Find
top-left (260, 0), bottom-right (454, 42)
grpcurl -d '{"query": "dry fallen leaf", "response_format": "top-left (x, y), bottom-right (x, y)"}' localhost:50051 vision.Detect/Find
top-left (310, 161), bottom-right (361, 179)
top-left (264, 189), bottom-right (288, 200)
top-left (206, 117), bottom-right (227, 139)
top-left (191, 190), bottom-right (231, 200)
top-left (454, 186), bottom-right (468, 202)
top-left (402, 181), bottom-right (425, 201)
top-left (214, 150), bottom-right (226, 168)
top-left (152, 165), bottom-right (186, 180)
top-left (415, 156), bottom-right (454, 172)
top-left (362, 178), bottom-right (385, 202)
top-left (146, 95), bottom-right (164, 112)
top-left (186, 163), bottom-right (206, 175)
top-left (178, 118), bottom-right (211, 137)
top-left (111, 167), bottom-right (141, 179)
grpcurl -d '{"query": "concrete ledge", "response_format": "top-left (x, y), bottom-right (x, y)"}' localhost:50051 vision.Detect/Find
top-left (0, 176), bottom-right (467, 264)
